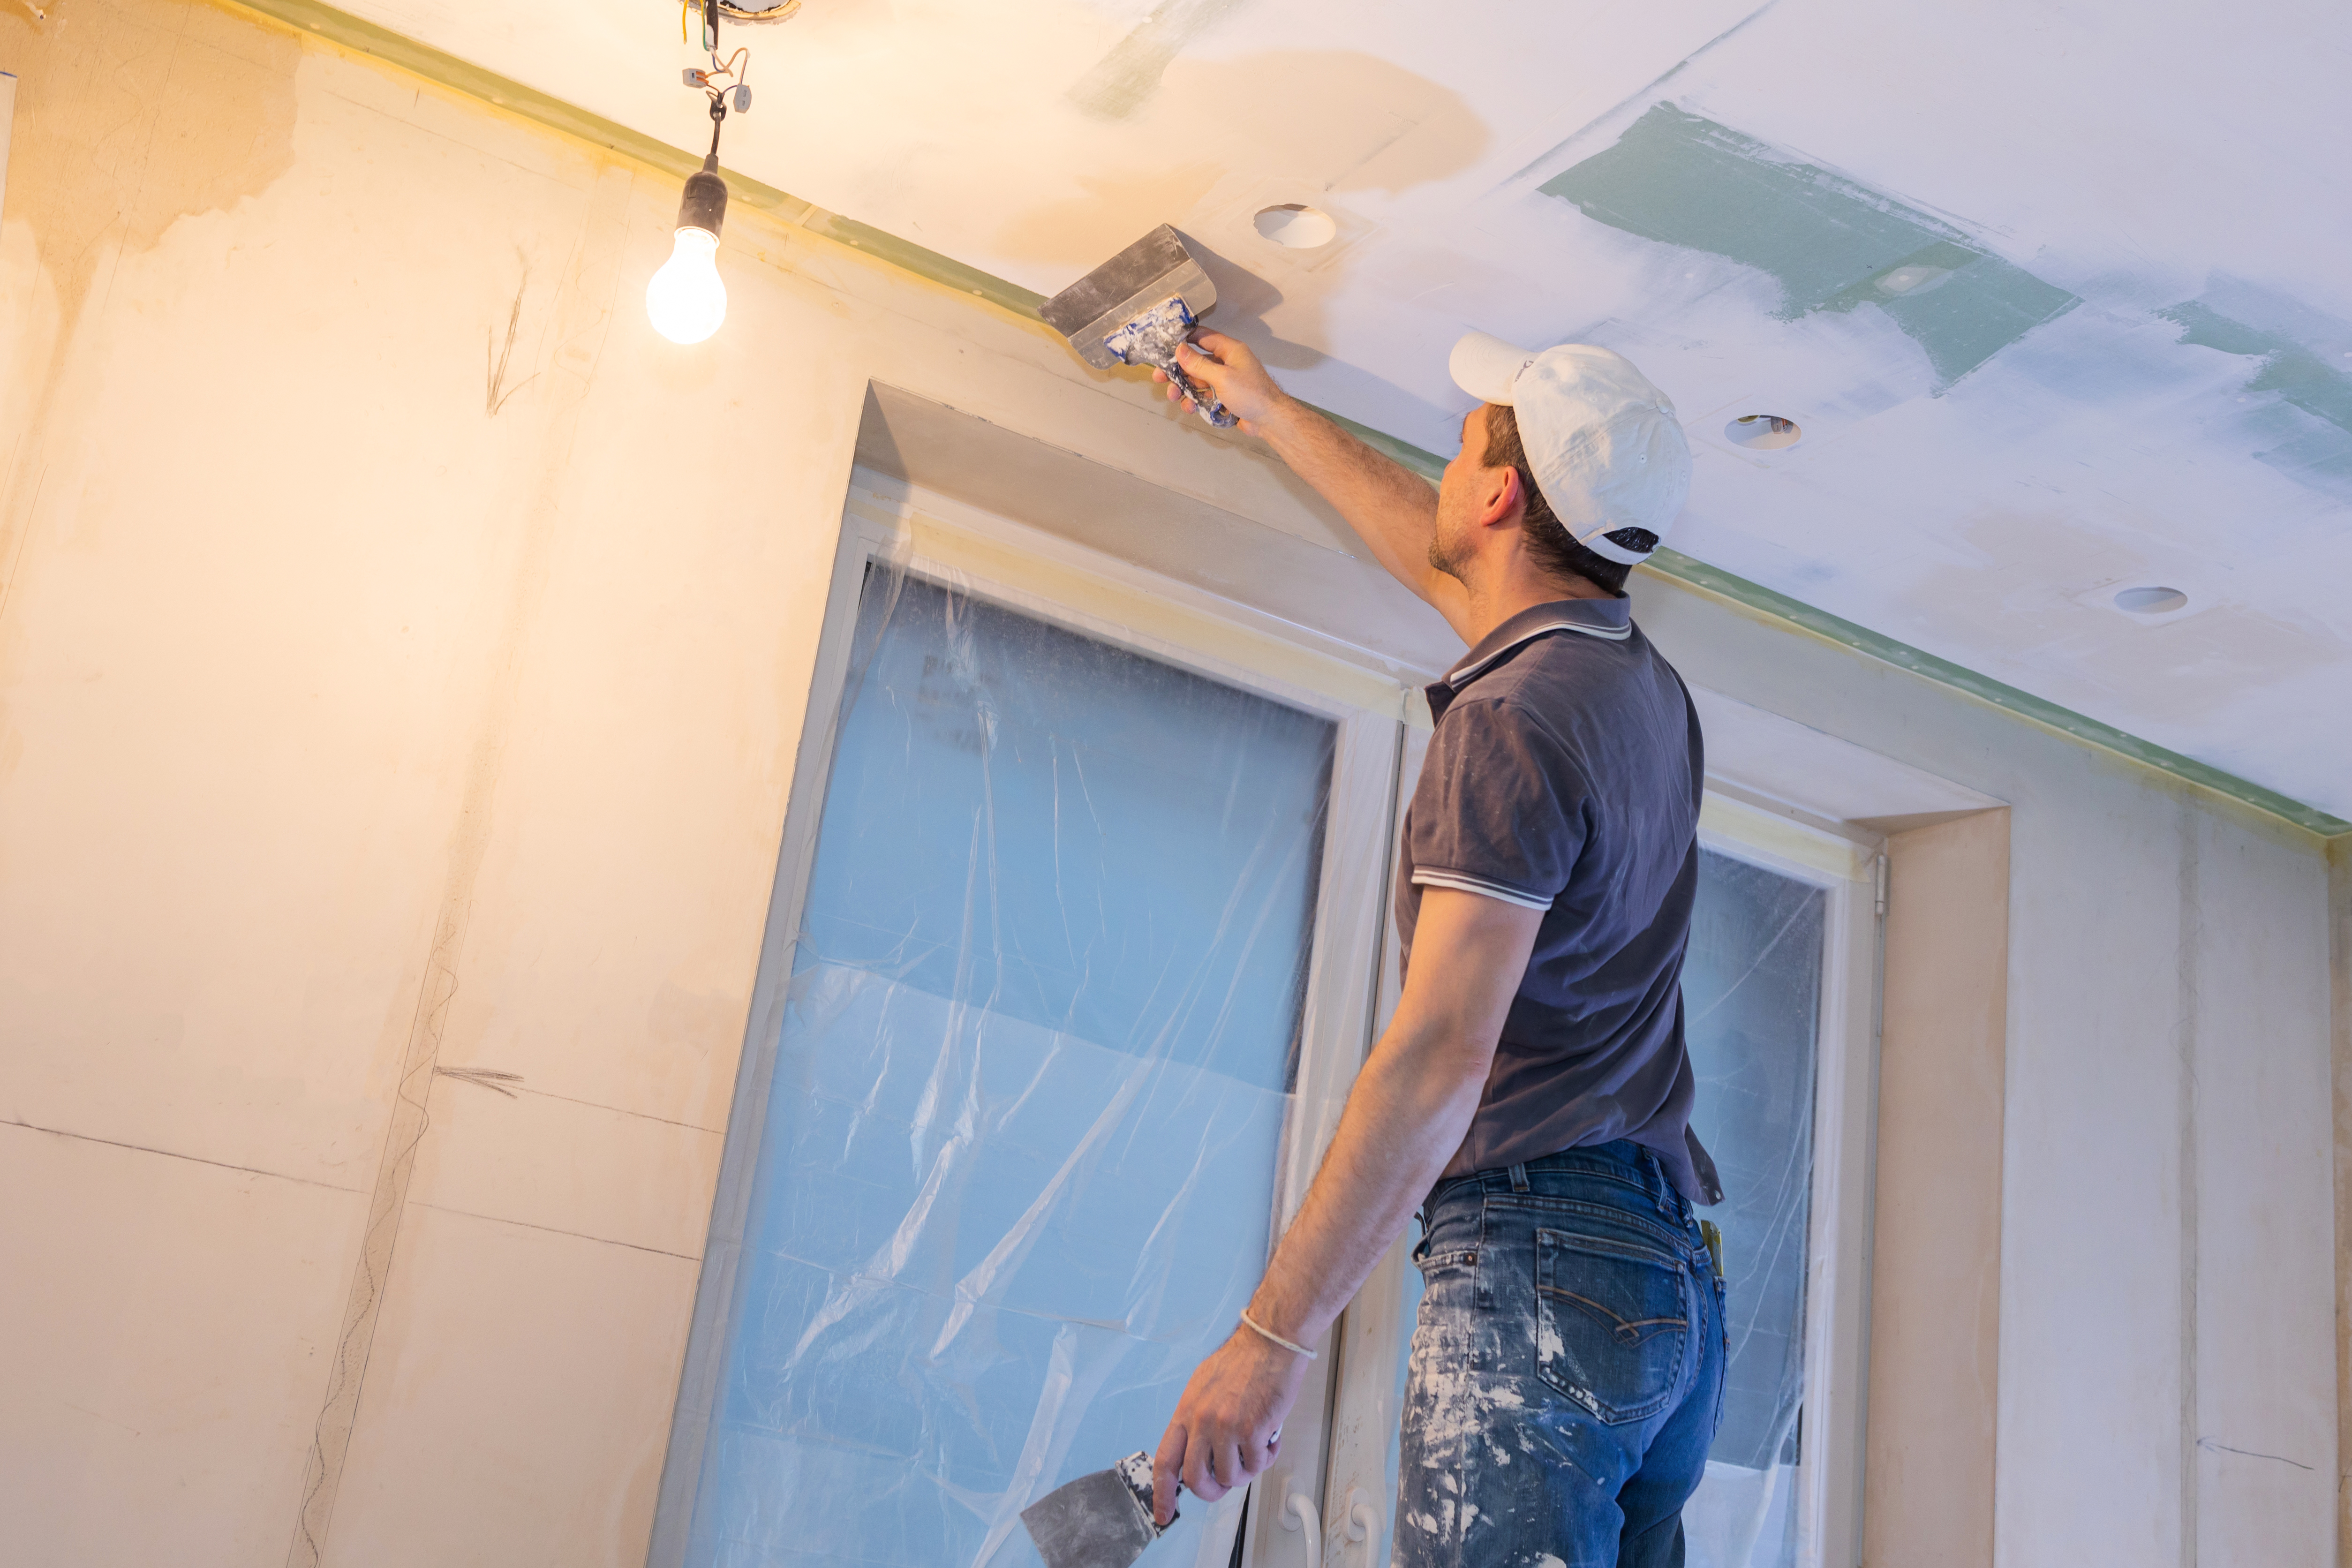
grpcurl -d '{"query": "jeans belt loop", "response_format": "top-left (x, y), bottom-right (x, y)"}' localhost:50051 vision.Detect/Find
top-left (1507, 1162), bottom-right (1530, 1193)
top-left (1641, 1147), bottom-right (1672, 1214)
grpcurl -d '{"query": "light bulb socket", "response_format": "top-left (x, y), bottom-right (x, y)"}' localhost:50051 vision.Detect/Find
top-left (677, 157), bottom-right (729, 239)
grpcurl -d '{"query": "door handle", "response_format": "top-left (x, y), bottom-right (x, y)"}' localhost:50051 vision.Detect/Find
top-left (1342, 1486), bottom-right (1380, 1567)
top-left (1282, 1490), bottom-right (1322, 1568)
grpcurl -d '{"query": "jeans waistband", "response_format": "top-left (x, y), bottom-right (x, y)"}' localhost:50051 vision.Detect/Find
top-left (1426, 1139), bottom-right (1689, 1222)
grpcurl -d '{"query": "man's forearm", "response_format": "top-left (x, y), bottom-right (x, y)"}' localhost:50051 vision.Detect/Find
top-left (1243, 1016), bottom-right (1490, 1347)
top-left (1251, 396), bottom-right (1455, 615)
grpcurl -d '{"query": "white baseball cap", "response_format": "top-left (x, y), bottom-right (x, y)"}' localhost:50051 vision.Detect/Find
top-left (1447, 331), bottom-right (1691, 565)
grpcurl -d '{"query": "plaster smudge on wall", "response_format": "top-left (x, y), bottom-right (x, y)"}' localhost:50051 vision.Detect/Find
top-left (2160, 279), bottom-right (2352, 502)
top-left (1068, 0), bottom-right (1250, 119)
top-left (1540, 104), bottom-right (2080, 392)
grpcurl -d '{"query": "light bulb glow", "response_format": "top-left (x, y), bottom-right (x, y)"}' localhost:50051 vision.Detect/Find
top-left (647, 226), bottom-right (727, 345)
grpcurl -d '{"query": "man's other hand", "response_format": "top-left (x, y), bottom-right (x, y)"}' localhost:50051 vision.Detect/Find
top-left (1150, 1323), bottom-right (1312, 1527)
top-left (1153, 332), bottom-right (1288, 434)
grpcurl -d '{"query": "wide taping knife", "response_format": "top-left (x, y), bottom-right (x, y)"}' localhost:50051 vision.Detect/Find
top-left (1040, 226), bottom-right (1239, 428)
top-left (1019, 1451), bottom-right (1179, 1568)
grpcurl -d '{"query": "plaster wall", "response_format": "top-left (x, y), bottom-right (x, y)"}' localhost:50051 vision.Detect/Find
top-left (0, 5), bottom-right (2337, 1566)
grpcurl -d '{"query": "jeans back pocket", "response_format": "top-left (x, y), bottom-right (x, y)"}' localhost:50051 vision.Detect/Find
top-left (1534, 1227), bottom-right (1689, 1425)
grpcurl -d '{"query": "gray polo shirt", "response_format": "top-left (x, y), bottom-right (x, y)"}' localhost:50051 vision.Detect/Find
top-left (1397, 597), bottom-right (1721, 1205)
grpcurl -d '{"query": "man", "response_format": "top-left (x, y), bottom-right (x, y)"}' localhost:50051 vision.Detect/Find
top-left (1146, 329), bottom-right (1725, 1568)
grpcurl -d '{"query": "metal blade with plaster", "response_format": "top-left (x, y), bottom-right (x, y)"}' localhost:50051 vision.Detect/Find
top-left (1019, 1451), bottom-right (1178, 1568)
top-left (1040, 226), bottom-right (1239, 428)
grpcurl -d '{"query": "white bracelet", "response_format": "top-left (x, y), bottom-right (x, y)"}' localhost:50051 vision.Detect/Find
top-left (1240, 1310), bottom-right (1317, 1360)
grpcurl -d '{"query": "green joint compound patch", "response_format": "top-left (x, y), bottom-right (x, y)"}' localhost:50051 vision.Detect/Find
top-left (1540, 104), bottom-right (2080, 392)
top-left (2160, 290), bottom-right (2352, 501)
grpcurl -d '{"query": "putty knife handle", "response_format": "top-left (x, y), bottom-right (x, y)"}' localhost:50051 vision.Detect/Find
top-left (1168, 362), bottom-right (1240, 429)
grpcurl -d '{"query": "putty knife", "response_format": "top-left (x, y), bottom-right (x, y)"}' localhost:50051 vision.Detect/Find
top-left (1041, 226), bottom-right (1239, 428)
top-left (1020, 1451), bottom-right (1179, 1568)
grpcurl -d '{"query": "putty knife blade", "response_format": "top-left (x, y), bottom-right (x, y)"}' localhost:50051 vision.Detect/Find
top-left (1019, 1451), bottom-right (1176, 1568)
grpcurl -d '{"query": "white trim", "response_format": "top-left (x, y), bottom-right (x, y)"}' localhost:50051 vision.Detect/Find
top-left (1409, 867), bottom-right (1553, 911)
top-left (1445, 615), bottom-right (1631, 685)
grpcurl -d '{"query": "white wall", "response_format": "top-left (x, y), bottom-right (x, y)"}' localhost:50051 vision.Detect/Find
top-left (0, 4), bottom-right (2337, 1564)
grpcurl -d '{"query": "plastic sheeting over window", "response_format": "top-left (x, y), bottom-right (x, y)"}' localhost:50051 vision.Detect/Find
top-left (1680, 848), bottom-right (1827, 1568)
top-left (679, 567), bottom-right (1341, 1568)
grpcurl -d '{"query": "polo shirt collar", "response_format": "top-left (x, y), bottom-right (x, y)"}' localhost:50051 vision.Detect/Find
top-left (1440, 598), bottom-right (1632, 689)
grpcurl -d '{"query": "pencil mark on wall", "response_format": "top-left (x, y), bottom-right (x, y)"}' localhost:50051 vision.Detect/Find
top-left (0, 1115), bottom-right (362, 1193)
top-left (486, 269), bottom-right (540, 416)
top-left (61, 1401), bottom-right (137, 1434)
top-left (414, 1199), bottom-right (704, 1262)
top-left (511, 1083), bottom-right (725, 1134)
top-left (2196, 1437), bottom-right (2314, 1471)
top-left (436, 1064), bottom-right (525, 1097)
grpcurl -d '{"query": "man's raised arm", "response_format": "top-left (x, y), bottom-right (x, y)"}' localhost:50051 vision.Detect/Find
top-left (1159, 333), bottom-right (1474, 640)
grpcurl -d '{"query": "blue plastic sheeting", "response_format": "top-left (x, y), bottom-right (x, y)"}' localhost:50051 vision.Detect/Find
top-left (1680, 848), bottom-right (1826, 1568)
top-left (684, 571), bottom-right (1338, 1568)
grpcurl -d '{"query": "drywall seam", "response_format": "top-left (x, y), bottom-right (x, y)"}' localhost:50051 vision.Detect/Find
top-left (214, 0), bottom-right (2352, 841)
top-left (278, 155), bottom-right (637, 1568)
top-left (2331, 837), bottom-right (2352, 1568)
top-left (2177, 807), bottom-right (2203, 1568)
top-left (1, 70), bottom-right (15, 217)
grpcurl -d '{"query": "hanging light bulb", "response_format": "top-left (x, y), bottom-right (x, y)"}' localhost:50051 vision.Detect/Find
top-left (647, 204), bottom-right (727, 344)
top-left (647, 94), bottom-right (733, 345)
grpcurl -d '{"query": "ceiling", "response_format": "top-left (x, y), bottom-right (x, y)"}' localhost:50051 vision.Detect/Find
top-left (340, 0), bottom-right (2352, 822)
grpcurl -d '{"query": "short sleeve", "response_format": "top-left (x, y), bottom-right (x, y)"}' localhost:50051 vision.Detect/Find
top-left (1407, 698), bottom-right (1589, 910)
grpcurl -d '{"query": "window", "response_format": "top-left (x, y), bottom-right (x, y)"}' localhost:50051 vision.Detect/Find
top-left (651, 483), bottom-right (1406, 1568)
top-left (1680, 800), bottom-right (1881, 1568)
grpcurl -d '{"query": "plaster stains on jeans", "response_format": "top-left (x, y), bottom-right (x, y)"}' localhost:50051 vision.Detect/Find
top-left (1540, 103), bottom-right (2080, 392)
top-left (2161, 279), bottom-right (2352, 502)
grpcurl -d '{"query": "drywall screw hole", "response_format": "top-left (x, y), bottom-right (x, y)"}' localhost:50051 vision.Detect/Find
top-left (2113, 586), bottom-right (2189, 616)
top-left (1726, 414), bottom-right (1802, 451)
top-left (1253, 204), bottom-right (1338, 249)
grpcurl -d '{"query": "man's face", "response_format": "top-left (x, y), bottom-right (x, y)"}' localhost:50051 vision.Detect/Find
top-left (1429, 406), bottom-right (1497, 581)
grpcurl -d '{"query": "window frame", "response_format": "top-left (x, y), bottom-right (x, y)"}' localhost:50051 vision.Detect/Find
top-left (645, 471), bottom-right (1416, 1568)
top-left (1692, 791), bottom-right (1885, 1568)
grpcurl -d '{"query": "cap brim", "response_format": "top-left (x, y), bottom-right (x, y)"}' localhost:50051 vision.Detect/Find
top-left (1449, 331), bottom-right (1538, 406)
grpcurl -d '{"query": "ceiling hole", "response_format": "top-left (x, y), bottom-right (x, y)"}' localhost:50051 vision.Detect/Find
top-left (2113, 585), bottom-right (2189, 616)
top-left (1253, 203), bottom-right (1337, 249)
top-left (1726, 414), bottom-right (1802, 451)
top-left (1876, 264), bottom-right (1952, 296)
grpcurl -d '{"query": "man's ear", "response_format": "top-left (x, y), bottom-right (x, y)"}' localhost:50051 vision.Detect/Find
top-left (1475, 462), bottom-right (1525, 530)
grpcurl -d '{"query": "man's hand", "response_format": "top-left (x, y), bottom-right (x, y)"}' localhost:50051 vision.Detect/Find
top-left (1152, 332), bottom-right (1290, 436)
top-left (1151, 1323), bottom-right (1313, 1527)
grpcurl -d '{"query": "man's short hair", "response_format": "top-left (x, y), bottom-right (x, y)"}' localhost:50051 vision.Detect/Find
top-left (1483, 404), bottom-right (1655, 595)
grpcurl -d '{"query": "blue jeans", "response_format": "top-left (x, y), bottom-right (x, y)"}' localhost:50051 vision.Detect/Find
top-left (1393, 1142), bottom-right (1726, 1568)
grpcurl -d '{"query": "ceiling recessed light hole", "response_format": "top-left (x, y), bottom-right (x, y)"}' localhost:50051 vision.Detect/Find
top-left (1726, 414), bottom-right (1802, 451)
top-left (1252, 203), bottom-right (1337, 249)
top-left (1876, 264), bottom-right (1952, 296)
top-left (2113, 586), bottom-right (2189, 616)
